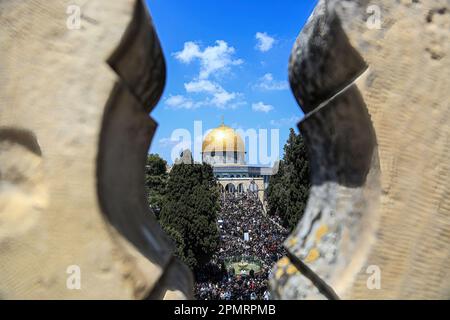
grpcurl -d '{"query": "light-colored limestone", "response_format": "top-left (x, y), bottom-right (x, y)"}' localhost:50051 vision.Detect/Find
top-left (217, 178), bottom-right (265, 204)
top-left (0, 0), bottom-right (192, 299)
top-left (271, 0), bottom-right (450, 299)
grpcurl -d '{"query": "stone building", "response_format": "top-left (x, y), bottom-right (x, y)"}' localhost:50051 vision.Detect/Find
top-left (202, 122), bottom-right (276, 203)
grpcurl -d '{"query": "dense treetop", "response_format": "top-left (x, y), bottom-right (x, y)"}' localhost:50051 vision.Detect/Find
top-left (267, 128), bottom-right (310, 231)
top-left (145, 154), bottom-right (220, 270)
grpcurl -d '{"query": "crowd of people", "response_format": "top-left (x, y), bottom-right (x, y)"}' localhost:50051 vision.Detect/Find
top-left (195, 192), bottom-right (288, 300)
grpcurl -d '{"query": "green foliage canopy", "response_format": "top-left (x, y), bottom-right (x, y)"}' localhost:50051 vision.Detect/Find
top-left (267, 128), bottom-right (310, 231)
top-left (159, 163), bottom-right (220, 270)
top-left (145, 154), bottom-right (168, 218)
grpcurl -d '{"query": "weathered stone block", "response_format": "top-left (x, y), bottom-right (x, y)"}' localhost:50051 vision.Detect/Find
top-left (0, 0), bottom-right (192, 299)
top-left (272, 0), bottom-right (450, 299)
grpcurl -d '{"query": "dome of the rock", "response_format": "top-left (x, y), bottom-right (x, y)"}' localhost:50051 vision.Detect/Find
top-left (202, 123), bottom-right (245, 153)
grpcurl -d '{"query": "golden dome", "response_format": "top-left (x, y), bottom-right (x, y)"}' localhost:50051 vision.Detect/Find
top-left (202, 124), bottom-right (245, 153)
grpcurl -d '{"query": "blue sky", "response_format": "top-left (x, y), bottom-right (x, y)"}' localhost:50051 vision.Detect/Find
top-left (145, 0), bottom-right (317, 164)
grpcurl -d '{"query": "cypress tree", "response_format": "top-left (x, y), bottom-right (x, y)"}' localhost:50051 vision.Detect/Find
top-left (159, 163), bottom-right (220, 270)
top-left (267, 128), bottom-right (310, 231)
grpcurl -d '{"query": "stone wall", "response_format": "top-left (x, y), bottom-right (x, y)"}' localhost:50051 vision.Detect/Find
top-left (270, 0), bottom-right (450, 299)
top-left (0, 0), bottom-right (192, 299)
top-left (218, 178), bottom-right (266, 203)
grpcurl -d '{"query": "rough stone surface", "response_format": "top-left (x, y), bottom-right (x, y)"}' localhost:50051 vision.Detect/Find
top-left (0, 0), bottom-right (192, 299)
top-left (271, 0), bottom-right (450, 299)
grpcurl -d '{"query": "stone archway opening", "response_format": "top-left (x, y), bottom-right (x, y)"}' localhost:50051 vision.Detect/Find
top-left (225, 183), bottom-right (236, 193)
top-left (3, 0), bottom-right (448, 302)
top-left (248, 181), bottom-right (258, 193)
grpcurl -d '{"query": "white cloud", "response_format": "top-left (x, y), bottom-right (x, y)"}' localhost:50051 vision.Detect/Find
top-left (158, 137), bottom-right (179, 148)
top-left (255, 32), bottom-right (275, 52)
top-left (165, 95), bottom-right (197, 110)
top-left (253, 73), bottom-right (288, 91)
top-left (174, 40), bottom-right (243, 79)
top-left (211, 90), bottom-right (236, 106)
top-left (184, 79), bottom-right (221, 94)
top-left (169, 40), bottom-right (246, 110)
top-left (252, 101), bottom-right (274, 113)
top-left (270, 115), bottom-right (301, 127)
top-left (184, 79), bottom-right (238, 108)
top-left (166, 95), bottom-right (186, 106)
top-left (226, 101), bottom-right (247, 110)
top-left (173, 42), bottom-right (201, 63)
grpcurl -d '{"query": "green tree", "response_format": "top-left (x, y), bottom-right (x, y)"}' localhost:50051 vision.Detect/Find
top-left (146, 153), bottom-right (167, 176)
top-left (159, 163), bottom-right (220, 270)
top-left (266, 160), bottom-right (288, 219)
top-left (267, 128), bottom-right (310, 231)
top-left (145, 154), bottom-right (168, 218)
